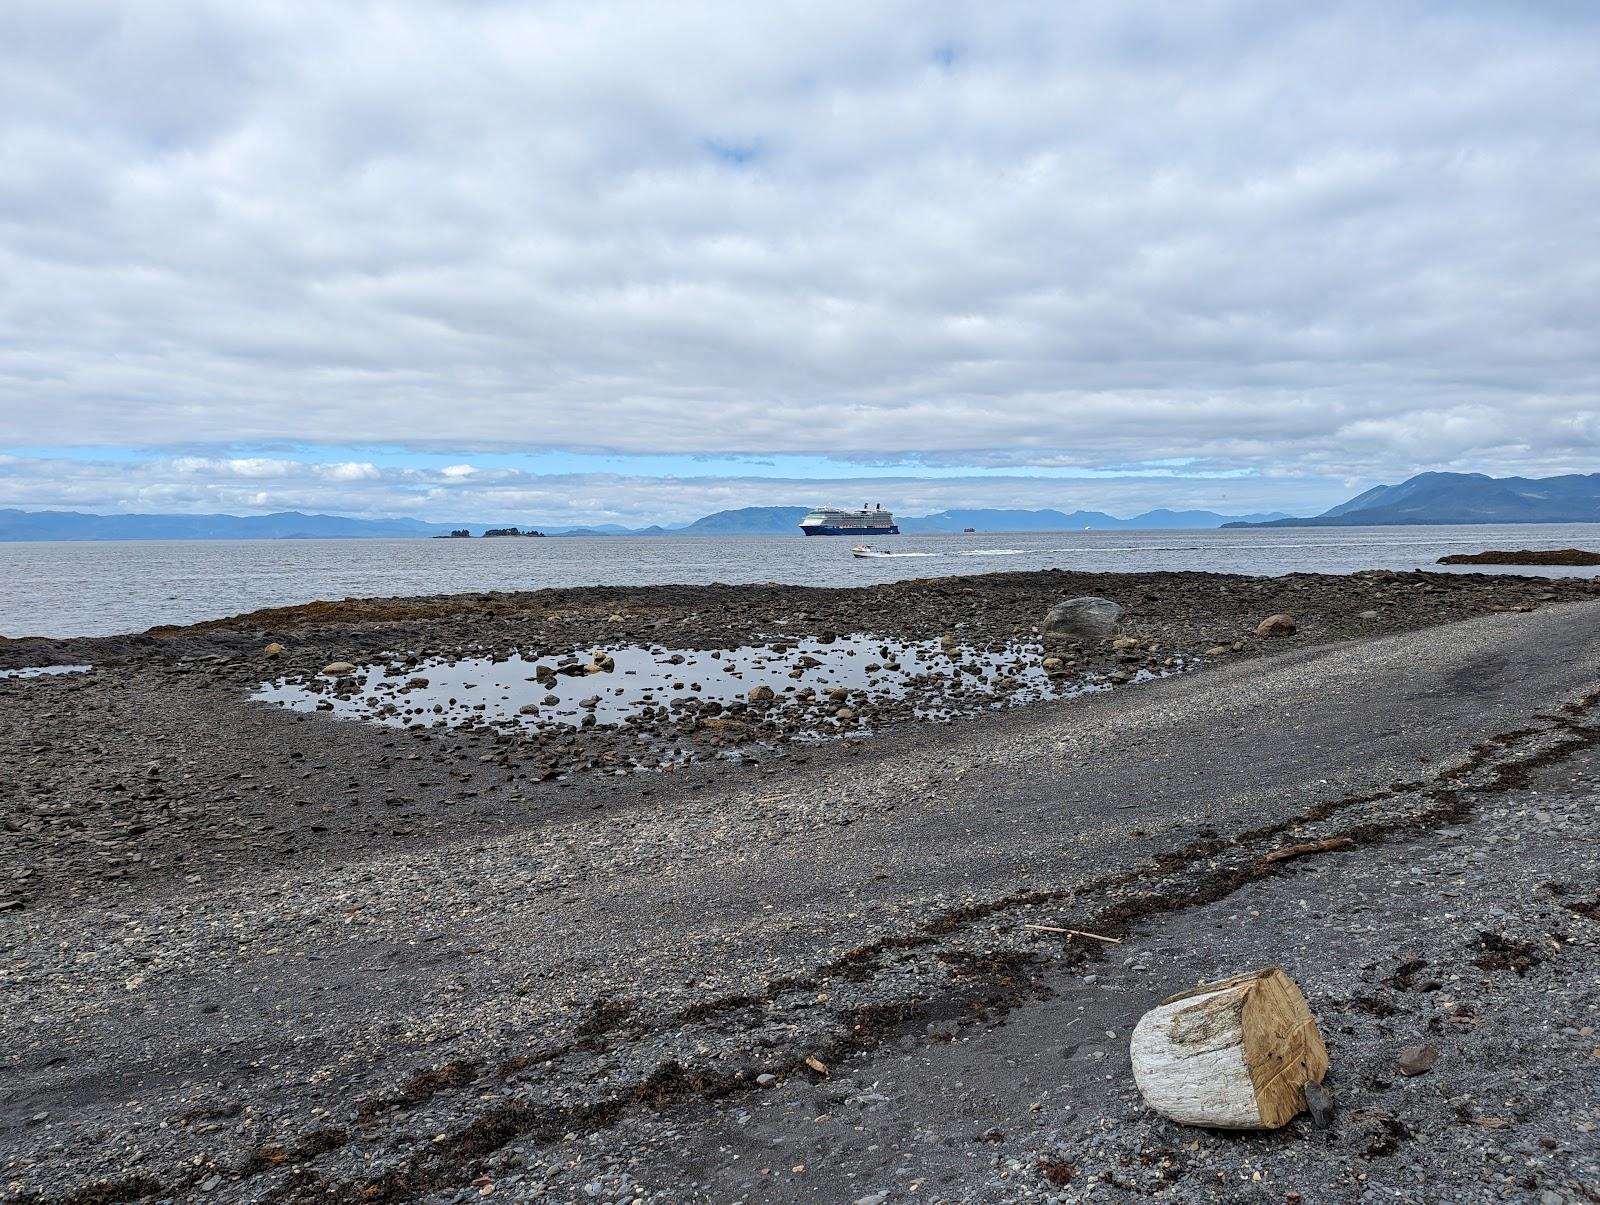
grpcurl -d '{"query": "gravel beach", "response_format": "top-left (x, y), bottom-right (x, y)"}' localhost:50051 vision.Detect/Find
top-left (2, 568), bottom-right (1598, 1203)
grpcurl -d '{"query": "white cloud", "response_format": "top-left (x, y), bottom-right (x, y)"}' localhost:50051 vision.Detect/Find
top-left (0, 452), bottom-right (1331, 525)
top-left (0, 1), bottom-right (1597, 490)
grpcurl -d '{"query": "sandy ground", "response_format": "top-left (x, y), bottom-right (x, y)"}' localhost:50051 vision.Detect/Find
top-left (1, 571), bottom-right (1598, 1203)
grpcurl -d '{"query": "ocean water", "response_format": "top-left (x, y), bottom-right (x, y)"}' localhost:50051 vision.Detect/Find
top-left (2, 524), bottom-right (1599, 639)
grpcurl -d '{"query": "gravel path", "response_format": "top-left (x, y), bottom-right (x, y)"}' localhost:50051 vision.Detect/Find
top-left (2, 582), bottom-right (1598, 1203)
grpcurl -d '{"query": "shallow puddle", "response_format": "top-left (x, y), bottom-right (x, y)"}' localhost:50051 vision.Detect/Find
top-left (0, 665), bottom-right (92, 679)
top-left (254, 634), bottom-right (1164, 737)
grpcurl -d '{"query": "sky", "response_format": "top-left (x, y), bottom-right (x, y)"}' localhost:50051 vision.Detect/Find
top-left (2, 1), bottom-right (1597, 527)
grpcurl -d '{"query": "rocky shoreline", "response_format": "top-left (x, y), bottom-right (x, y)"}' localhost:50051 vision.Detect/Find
top-left (2, 568), bottom-right (1599, 1203)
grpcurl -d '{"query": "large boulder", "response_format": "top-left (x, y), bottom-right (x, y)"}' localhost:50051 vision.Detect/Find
top-left (1255, 613), bottom-right (1297, 638)
top-left (1041, 597), bottom-right (1124, 640)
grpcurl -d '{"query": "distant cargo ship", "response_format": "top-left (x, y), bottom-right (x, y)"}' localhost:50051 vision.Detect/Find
top-left (799, 504), bottom-right (900, 536)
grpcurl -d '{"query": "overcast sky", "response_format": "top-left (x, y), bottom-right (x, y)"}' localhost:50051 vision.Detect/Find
top-left (3, 1), bottom-right (1597, 523)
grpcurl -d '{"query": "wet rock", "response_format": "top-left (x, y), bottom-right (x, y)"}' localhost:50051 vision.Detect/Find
top-left (1042, 597), bottom-right (1123, 640)
top-left (1255, 613), bottom-right (1297, 637)
top-left (747, 686), bottom-right (775, 702)
top-left (320, 662), bottom-right (356, 676)
top-left (263, 643), bottom-right (283, 658)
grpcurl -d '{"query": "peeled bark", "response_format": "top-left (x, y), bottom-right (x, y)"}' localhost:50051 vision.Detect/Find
top-left (1130, 967), bottom-right (1328, 1130)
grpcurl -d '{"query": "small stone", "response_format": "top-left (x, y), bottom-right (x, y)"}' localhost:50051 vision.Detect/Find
top-left (199, 1174), bottom-right (222, 1192)
top-left (320, 662), bottom-right (357, 676)
top-left (1303, 1080), bottom-right (1335, 1128)
top-left (835, 707), bottom-right (856, 721)
top-left (748, 685), bottom-right (775, 702)
top-left (1111, 636), bottom-right (1139, 650)
top-left (1397, 1042), bottom-right (1439, 1076)
top-left (1359, 610), bottom-right (1379, 620)
top-left (756, 1073), bottom-right (777, 1085)
top-left (1205, 646), bottom-right (1229, 657)
top-left (263, 642), bottom-right (283, 658)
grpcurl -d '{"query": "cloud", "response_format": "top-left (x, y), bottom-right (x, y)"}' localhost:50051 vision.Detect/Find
top-left (0, 1), bottom-right (1597, 493)
top-left (0, 450), bottom-right (1335, 525)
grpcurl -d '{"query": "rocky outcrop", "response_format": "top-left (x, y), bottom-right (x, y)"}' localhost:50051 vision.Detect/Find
top-left (1438, 548), bottom-right (1600, 566)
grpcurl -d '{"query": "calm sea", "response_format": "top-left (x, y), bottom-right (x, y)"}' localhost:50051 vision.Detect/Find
top-left (3, 524), bottom-right (1599, 639)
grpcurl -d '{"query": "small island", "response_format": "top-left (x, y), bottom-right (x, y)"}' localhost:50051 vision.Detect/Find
top-left (431, 527), bottom-right (547, 539)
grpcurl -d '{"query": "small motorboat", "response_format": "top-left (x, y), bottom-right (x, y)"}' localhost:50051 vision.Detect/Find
top-left (852, 544), bottom-right (891, 558)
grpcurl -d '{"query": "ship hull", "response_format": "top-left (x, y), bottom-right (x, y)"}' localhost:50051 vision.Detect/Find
top-left (801, 524), bottom-right (901, 536)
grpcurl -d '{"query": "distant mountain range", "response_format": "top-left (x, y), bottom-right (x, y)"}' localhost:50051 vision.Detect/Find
top-left (899, 508), bottom-right (1289, 533)
top-left (1223, 472), bottom-right (1600, 527)
top-left (0, 509), bottom-right (450, 541)
top-left (0, 504), bottom-right (1289, 541)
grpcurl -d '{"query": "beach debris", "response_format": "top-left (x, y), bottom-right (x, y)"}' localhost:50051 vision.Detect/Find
top-left (1034, 1154), bottom-right (1077, 1185)
top-left (1255, 613), bottom-right (1298, 637)
top-left (1023, 923), bottom-right (1122, 944)
top-left (1042, 596), bottom-right (1124, 640)
top-left (1261, 835), bottom-right (1355, 864)
top-left (1130, 967), bottom-right (1329, 1129)
top-left (320, 662), bottom-right (356, 676)
top-left (1397, 1042), bottom-right (1439, 1077)
top-left (803, 1055), bottom-right (829, 1076)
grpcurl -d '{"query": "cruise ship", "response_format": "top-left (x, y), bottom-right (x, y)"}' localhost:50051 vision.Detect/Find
top-left (798, 504), bottom-right (900, 536)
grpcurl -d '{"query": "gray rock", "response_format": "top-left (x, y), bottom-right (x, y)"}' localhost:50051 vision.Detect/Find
top-left (1303, 1079), bottom-right (1335, 1128)
top-left (1041, 597), bottom-right (1124, 640)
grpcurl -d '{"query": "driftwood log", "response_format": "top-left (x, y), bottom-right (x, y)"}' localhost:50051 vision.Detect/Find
top-left (1130, 967), bottom-right (1328, 1129)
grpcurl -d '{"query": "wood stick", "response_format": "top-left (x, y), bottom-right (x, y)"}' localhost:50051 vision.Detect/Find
top-left (1023, 923), bottom-right (1123, 944)
top-left (1261, 836), bottom-right (1355, 864)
